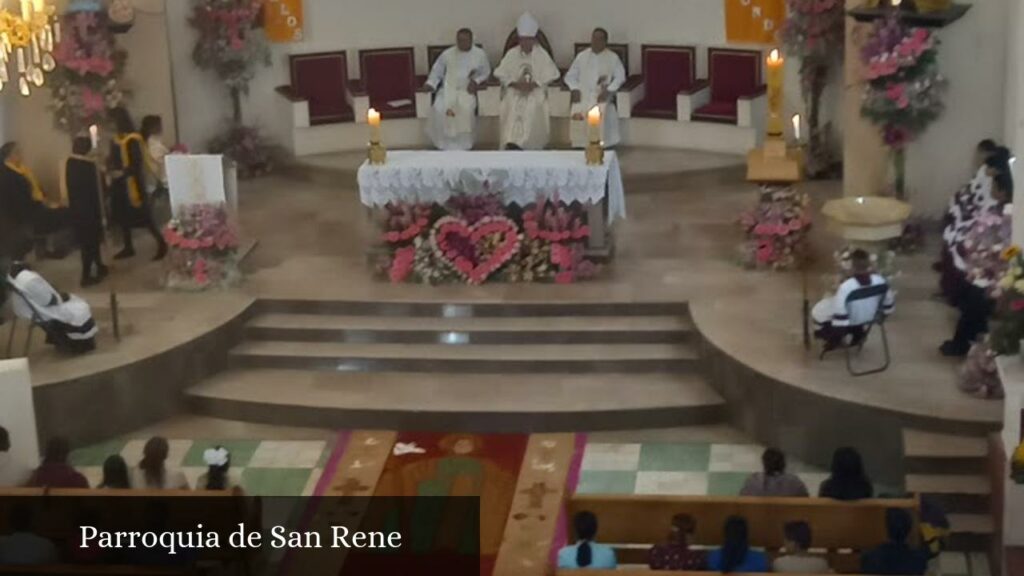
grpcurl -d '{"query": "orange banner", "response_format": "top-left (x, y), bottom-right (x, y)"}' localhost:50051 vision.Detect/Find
top-left (725, 0), bottom-right (785, 45)
top-left (264, 0), bottom-right (304, 43)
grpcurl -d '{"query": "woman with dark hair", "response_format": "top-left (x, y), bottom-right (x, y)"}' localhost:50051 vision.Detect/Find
top-left (108, 107), bottom-right (167, 261)
top-left (648, 513), bottom-right (706, 570)
top-left (99, 455), bottom-right (131, 489)
top-left (132, 436), bottom-right (189, 490)
top-left (26, 437), bottom-right (89, 488)
top-left (557, 511), bottom-right (617, 569)
top-left (818, 447), bottom-right (874, 501)
top-left (64, 136), bottom-right (108, 287)
top-left (707, 516), bottom-right (769, 573)
top-left (740, 448), bottom-right (809, 497)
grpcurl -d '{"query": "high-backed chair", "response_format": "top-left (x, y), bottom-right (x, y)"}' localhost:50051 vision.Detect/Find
top-left (631, 45), bottom-right (702, 120)
top-left (275, 51), bottom-right (354, 128)
top-left (692, 47), bottom-right (765, 125)
top-left (351, 47), bottom-right (419, 121)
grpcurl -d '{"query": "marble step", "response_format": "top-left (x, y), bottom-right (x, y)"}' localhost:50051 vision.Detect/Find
top-left (186, 369), bottom-right (726, 432)
top-left (903, 428), bottom-right (989, 474)
top-left (906, 473), bottom-right (991, 514)
top-left (244, 313), bottom-right (693, 344)
top-left (254, 299), bottom-right (689, 318)
top-left (229, 341), bottom-right (699, 373)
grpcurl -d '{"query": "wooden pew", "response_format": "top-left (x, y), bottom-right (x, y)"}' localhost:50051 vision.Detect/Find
top-left (567, 495), bottom-right (920, 572)
top-left (558, 571), bottom-right (843, 576)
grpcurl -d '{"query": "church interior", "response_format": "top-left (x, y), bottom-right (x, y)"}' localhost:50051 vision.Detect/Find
top-left (0, 0), bottom-right (1023, 575)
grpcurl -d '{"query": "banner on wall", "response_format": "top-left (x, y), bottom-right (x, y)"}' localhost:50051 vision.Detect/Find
top-left (264, 0), bottom-right (304, 43)
top-left (725, 0), bottom-right (785, 44)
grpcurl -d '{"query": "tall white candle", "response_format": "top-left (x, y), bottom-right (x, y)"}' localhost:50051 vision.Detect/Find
top-left (89, 125), bottom-right (99, 150)
top-left (792, 114), bottom-right (802, 141)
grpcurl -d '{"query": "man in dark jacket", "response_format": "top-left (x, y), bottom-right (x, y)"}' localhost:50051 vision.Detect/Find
top-left (861, 508), bottom-right (929, 575)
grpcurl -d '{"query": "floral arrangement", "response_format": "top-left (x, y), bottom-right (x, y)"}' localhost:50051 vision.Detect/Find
top-left (737, 185), bottom-right (812, 271)
top-left (162, 203), bottom-right (241, 290)
top-left (189, 0), bottom-right (276, 178)
top-left (49, 9), bottom-right (128, 133)
top-left (378, 193), bottom-right (598, 285)
top-left (962, 211), bottom-right (1013, 298)
top-left (779, 0), bottom-right (844, 177)
top-left (991, 246), bottom-right (1024, 355)
top-left (1013, 439), bottom-right (1024, 485)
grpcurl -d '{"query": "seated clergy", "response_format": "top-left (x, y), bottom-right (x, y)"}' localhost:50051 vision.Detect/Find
top-left (424, 28), bottom-right (492, 150)
top-left (565, 28), bottom-right (626, 149)
top-left (812, 249), bottom-right (894, 352)
top-left (494, 12), bottom-right (560, 150)
top-left (6, 262), bottom-right (98, 354)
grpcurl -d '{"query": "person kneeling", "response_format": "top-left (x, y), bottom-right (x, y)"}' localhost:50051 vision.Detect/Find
top-left (6, 262), bottom-right (98, 354)
top-left (813, 249), bottom-right (894, 353)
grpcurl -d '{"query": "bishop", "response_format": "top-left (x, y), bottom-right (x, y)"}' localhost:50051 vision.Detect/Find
top-left (493, 13), bottom-right (560, 150)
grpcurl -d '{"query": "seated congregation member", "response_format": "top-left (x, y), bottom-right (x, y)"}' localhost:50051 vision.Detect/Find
top-left (707, 516), bottom-right (770, 573)
top-left (818, 447), bottom-right (873, 501)
top-left (26, 437), bottom-right (88, 488)
top-left (0, 503), bottom-right (60, 566)
top-left (99, 454), bottom-right (132, 489)
top-left (424, 28), bottom-right (492, 151)
top-left (648, 513), bottom-right (706, 571)
top-left (108, 107), bottom-right (167, 261)
top-left (860, 508), bottom-right (929, 576)
top-left (494, 12), bottom-right (560, 150)
top-left (565, 27), bottom-right (626, 149)
top-left (812, 249), bottom-right (894, 352)
top-left (0, 141), bottom-right (70, 258)
top-left (133, 436), bottom-right (189, 490)
top-left (197, 446), bottom-right (242, 492)
top-left (774, 521), bottom-right (832, 573)
top-left (558, 511), bottom-right (617, 569)
top-left (64, 136), bottom-right (108, 287)
top-left (941, 152), bottom-right (1014, 357)
top-left (740, 447), bottom-right (809, 497)
top-left (7, 262), bottom-right (98, 354)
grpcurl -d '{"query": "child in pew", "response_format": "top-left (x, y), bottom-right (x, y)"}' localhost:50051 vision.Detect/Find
top-left (648, 513), bottom-right (707, 571)
top-left (773, 521), bottom-right (832, 573)
top-left (707, 516), bottom-right (770, 573)
top-left (558, 511), bottom-right (617, 569)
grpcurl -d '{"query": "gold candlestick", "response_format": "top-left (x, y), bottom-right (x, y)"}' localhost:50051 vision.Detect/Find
top-left (585, 105), bottom-right (604, 166)
top-left (367, 107), bottom-right (387, 165)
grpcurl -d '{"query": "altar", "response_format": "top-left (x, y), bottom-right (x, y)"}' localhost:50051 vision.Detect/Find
top-left (357, 151), bottom-right (626, 284)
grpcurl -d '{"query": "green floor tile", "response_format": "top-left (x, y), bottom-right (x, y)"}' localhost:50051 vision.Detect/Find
top-left (638, 443), bottom-right (711, 472)
top-left (241, 468), bottom-right (313, 497)
top-left (575, 470), bottom-right (637, 494)
top-left (183, 440), bottom-right (262, 468)
top-left (70, 439), bottom-right (129, 467)
top-left (707, 472), bottom-right (750, 496)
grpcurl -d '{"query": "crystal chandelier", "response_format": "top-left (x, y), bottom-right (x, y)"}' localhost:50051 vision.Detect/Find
top-left (0, 0), bottom-right (59, 96)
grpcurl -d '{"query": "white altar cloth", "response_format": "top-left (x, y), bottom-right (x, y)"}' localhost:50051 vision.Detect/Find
top-left (357, 151), bottom-right (626, 222)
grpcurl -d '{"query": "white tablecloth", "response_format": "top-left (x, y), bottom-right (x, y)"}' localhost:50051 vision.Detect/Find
top-left (357, 151), bottom-right (626, 222)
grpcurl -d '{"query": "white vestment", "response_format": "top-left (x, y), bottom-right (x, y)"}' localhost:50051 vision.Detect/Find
top-left (565, 48), bottom-right (626, 148)
top-left (425, 46), bottom-right (491, 151)
top-left (812, 274), bottom-right (895, 326)
top-left (9, 270), bottom-right (97, 341)
top-left (493, 46), bottom-right (560, 150)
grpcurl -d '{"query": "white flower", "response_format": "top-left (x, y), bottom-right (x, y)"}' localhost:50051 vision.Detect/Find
top-left (203, 446), bottom-right (230, 467)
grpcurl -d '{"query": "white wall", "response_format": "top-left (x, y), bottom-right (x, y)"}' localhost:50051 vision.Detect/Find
top-left (0, 359), bottom-right (39, 487)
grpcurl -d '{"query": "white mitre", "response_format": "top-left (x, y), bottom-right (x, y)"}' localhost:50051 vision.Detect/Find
top-left (516, 12), bottom-right (539, 37)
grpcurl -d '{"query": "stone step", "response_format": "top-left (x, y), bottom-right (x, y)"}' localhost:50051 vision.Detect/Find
top-left (906, 473), bottom-right (991, 514)
top-left (254, 299), bottom-right (690, 318)
top-left (228, 341), bottom-right (699, 373)
top-left (902, 428), bottom-right (989, 475)
top-left (186, 369), bottom-right (726, 432)
top-left (244, 313), bottom-right (693, 344)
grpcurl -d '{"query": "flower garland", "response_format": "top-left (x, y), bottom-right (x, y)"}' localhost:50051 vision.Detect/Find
top-left (162, 203), bottom-right (241, 290)
top-left (990, 246), bottom-right (1024, 356)
top-left (49, 9), bottom-right (128, 133)
top-left (962, 211), bottom-right (1013, 298)
top-left (737, 185), bottom-right (812, 271)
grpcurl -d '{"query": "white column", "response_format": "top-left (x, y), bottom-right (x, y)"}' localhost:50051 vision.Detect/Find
top-left (1008, 0), bottom-right (1024, 247)
top-left (0, 359), bottom-right (38, 486)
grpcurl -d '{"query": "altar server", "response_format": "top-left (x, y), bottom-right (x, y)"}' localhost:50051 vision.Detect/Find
top-left (812, 249), bottom-right (895, 352)
top-left (565, 28), bottom-right (626, 149)
top-left (424, 28), bottom-right (492, 151)
top-left (494, 12), bottom-right (560, 150)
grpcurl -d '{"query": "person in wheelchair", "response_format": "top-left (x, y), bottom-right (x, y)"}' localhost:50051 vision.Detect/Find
top-left (6, 262), bottom-right (97, 354)
top-left (812, 249), bottom-right (895, 353)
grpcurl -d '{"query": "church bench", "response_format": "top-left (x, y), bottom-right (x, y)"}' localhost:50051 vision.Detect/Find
top-left (567, 494), bottom-right (919, 570)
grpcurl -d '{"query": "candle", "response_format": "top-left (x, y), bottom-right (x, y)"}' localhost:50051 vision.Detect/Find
top-left (32, 0), bottom-right (43, 13)
top-left (587, 105), bottom-right (601, 143)
top-left (765, 48), bottom-right (784, 137)
top-left (792, 114), bottom-right (802, 141)
top-left (16, 47), bottom-right (25, 73)
top-left (89, 125), bottom-right (99, 151)
top-left (367, 108), bottom-right (382, 143)
top-left (767, 48), bottom-right (783, 68)
top-left (891, 0), bottom-right (902, 6)
top-left (20, 0), bottom-right (31, 22)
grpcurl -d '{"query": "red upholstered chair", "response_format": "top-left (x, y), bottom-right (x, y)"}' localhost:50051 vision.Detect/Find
top-left (276, 51), bottom-right (354, 126)
top-left (692, 48), bottom-right (765, 124)
top-left (631, 45), bottom-right (702, 120)
top-left (353, 47), bottom-right (418, 120)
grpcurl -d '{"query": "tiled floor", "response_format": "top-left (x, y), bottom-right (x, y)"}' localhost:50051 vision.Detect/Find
top-left (70, 438), bottom-right (331, 496)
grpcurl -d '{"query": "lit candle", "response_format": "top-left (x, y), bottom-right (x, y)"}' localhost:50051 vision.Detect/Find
top-left (587, 105), bottom-right (601, 143)
top-left (89, 124), bottom-right (99, 151)
top-left (32, 0), bottom-right (44, 13)
top-left (367, 108), bottom-right (382, 143)
top-left (792, 114), bottom-right (802, 141)
top-left (20, 0), bottom-right (31, 22)
top-left (891, 0), bottom-right (902, 6)
top-left (765, 48), bottom-right (784, 138)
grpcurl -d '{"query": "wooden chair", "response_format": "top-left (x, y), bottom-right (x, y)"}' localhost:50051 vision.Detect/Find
top-left (353, 47), bottom-right (419, 120)
top-left (692, 48), bottom-right (765, 125)
top-left (631, 45), bottom-right (702, 120)
top-left (276, 51), bottom-right (354, 127)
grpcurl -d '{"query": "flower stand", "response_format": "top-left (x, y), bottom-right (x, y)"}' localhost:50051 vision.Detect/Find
top-left (162, 203), bottom-right (241, 291)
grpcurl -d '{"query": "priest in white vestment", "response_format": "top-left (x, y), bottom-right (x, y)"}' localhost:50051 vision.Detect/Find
top-left (423, 28), bottom-right (492, 151)
top-left (493, 13), bottom-right (560, 150)
top-left (565, 28), bottom-right (626, 149)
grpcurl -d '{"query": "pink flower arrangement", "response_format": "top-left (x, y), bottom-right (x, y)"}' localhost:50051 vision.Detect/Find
top-left (523, 195), bottom-right (591, 242)
top-left (430, 216), bottom-right (522, 285)
top-left (389, 246), bottom-right (416, 283)
top-left (962, 211), bottom-right (1013, 297)
top-left (738, 185), bottom-right (812, 271)
top-left (162, 203), bottom-right (240, 289)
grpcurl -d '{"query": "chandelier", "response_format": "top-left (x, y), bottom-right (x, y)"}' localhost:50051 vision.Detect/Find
top-left (0, 0), bottom-right (59, 96)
